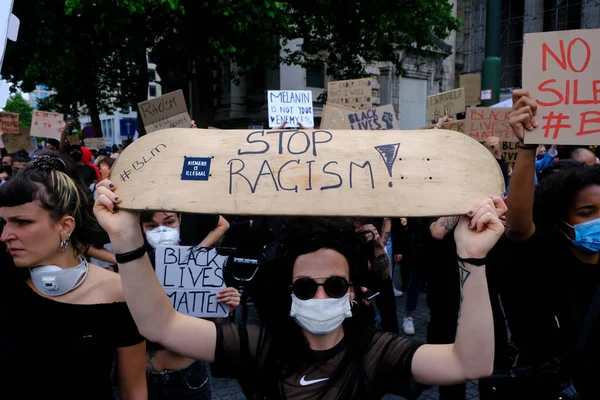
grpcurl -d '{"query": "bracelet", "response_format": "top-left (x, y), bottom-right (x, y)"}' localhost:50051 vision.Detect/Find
top-left (517, 142), bottom-right (538, 150)
top-left (457, 256), bottom-right (487, 266)
top-left (115, 245), bottom-right (147, 264)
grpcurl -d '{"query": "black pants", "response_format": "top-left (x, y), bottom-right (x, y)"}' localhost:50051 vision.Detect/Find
top-left (372, 277), bottom-right (400, 333)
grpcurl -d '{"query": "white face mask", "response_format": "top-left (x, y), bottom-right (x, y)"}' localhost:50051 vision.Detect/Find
top-left (289, 293), bottom-right (353, 335)
top-left (30, 258), bottom-right (88, 296)
top-left (145, 226), bottom-right (180, 248)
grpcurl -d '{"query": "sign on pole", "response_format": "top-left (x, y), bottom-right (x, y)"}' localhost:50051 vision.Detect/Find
top-left (138, 89), bottom-right (191, 133)
top-left (155, 245), bottom-right (231, 318)
top-left (523, 28), bottom-right (600, 144)
top-left (267, 90), bottom-right (314, 128)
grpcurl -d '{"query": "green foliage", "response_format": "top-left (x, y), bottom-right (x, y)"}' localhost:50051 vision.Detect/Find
top-left (3, 93), bottom-right (33, 127)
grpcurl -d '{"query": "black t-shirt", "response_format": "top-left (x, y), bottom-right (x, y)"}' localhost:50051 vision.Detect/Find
top-left (76, 164), bottom-right (97, 187)
top-left (3, 279), bottom-right (143, 399)
top-left (498, 229), bottom-right (600, 398)
top-left (179, 213), bottom-right (220, 246)
top-left (213, 323), bottom-right (424, 399)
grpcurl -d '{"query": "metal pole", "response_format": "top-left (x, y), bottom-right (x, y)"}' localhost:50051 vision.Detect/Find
top-left (481, 0), bottom-right (501, 106)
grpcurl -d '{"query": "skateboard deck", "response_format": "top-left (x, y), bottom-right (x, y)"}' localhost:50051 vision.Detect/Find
top-left (112, 128), bottom-right (505, 217)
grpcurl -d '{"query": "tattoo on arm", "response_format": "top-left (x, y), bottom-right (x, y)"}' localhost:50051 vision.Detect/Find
top-left (373, 253), bottom-right (390, 278)
top-left (146, 349), bottom-right (157, 372)
top-left (440, 216), bottom-right (460, 231)
top-left (457, 261), bottom-right (471, 327)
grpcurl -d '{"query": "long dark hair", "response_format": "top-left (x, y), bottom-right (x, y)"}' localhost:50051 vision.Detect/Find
top-left (263, 217), bottom-right (370, 397)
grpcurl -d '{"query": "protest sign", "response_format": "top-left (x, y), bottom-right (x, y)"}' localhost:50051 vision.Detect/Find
top-left (502, 141), bottom-right (519, 170)
top-left (321, 104), bottom-right (398, 130)
top-left (327, 78), bottom-right (373, 110)
top-left (421, 120), bottom-right (465, 133)
top-left (427, 88), bottom-right (466, 121)
top-left (67, 135), bottom-right (80, 145)
top-left (267, 90), bottom-right (314, 128)
top-left (155, 245), bottom-right (230, 318)
top-left (138, 89), bottom-right (191, 133)
top-left (30, 110), bottom-right (64, 140)
top-left (460, 74), bottom-right (481, 106)
top-left (84, 137), bottom-right (105, 150)
top-left (523, 28), bottom-right (600, 145)
top-left (2, 127), bottom-right (33, 153)
top-left (465, 107), bottom-right (517, 142)
top-left (112, 128), bottom-right (505, 217)
top-left (0, 111), bottom-right (18, 133)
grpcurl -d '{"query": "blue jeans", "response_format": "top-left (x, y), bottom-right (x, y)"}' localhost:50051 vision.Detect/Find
top-left (385, 234), bottom-right (393, 279)
top-left (147, 360), bottom-right (211, 400)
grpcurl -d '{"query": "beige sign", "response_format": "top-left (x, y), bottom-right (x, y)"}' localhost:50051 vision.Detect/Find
top-left (502, 141), bottom-right (519, 170)
top-left (327, 78), bottom-right (373, 110)
top-left (460, 74), bottom-right (481, 106)
top-left (67, 135), bottom-right (80, 145)
top-left (421, 120), bottom-right (465, 134)
top-left (2, 127), bottom-right (33, 153)
top-left (465, 107), bottom-right (517, 142)
top-left (84, 137), bottom-right (106, 150)
top-left (321, 104), bottom-right (398, 130)
top-left (427, 88), bottom-right (466, 121)
top-left (0, 112), bottom-right (18, 133)
top-left (31, 110), bottom-right (64, 140)
top-left (523, 28), bottom-right (600, 145)
top-left (138, 89), bottom-right (191, 133)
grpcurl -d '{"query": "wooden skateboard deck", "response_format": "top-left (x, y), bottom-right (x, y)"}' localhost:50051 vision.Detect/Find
top-left (112, 128), bottom-right (504, 217)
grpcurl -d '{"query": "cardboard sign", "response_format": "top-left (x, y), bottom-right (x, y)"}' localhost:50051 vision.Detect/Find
top-left (327, 78), bottom-right (373, 110)
top-left (523, 28), bottom-right (600, 145)
top-left (421, 120), bottom-right (465, 134)
top-left (0, 111), bottom-right (18, 133)
top-left (155, 245), bottom-right (230, 318)
top-left (2, 127), bottom-right (33, 153)
top-left (138, 89), bottom-right (191, 133)
top-left (460, 74), bottom-right (481, 106)
top-left (112, 128), bottom-right (506, 217)
top-left (267, 90), bottom-right (314, 128)
top-left (465, 107), bottom-right (517, 142)
top-left (502, 141), bottom-right (519, 170)
top-left (67, 135), bottom-right (80, 145)
top-left (84, 137), bottom-right (105, 150)
top-left (321, 104), bottom-right (398, 130)
top-left (427, 88), bottom-right (466, 121)
top-left (30, 111), bottom-right (64, 140)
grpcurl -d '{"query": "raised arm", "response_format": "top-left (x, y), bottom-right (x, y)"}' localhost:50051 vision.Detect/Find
top-left (411, 197), bottom-right (506, 385)
top-left (198, 215), bottom-right (230, 247)
top-left (430, 216), bottom-right (459, 240)
top-left (505, 89), bottom-right (538, 240)
top-left (94, 181), bottom-right (217, 362)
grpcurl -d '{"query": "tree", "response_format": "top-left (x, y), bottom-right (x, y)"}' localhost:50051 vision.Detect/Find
top-left (3, 93), bottom-right (33, 127)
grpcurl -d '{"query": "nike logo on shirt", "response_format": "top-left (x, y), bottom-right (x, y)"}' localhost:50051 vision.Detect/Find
top-left (300, 375), bottom-right (329, 386)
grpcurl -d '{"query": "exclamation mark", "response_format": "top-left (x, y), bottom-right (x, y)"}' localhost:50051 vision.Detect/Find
top-left (374, 143), bottom-right (401, 188)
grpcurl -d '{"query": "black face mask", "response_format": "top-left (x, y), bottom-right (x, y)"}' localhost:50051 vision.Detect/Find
top-left (537, 154), bottom-right (545, 161)
top-left (70, 152), bottom-right (83, 162)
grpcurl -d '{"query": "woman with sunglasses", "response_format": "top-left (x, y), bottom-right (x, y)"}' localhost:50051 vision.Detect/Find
top-left (95, 179), bottom-right (504, 399)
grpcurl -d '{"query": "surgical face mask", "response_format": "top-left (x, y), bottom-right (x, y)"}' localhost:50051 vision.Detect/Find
top-left (562, 218), bottom-right (600, 254)
top-left (289, 293), bottom-right (352, 335)
top-left (30, 258), bottom-right (88, 296)
top-left (145, 226), bottom-right (180, 248)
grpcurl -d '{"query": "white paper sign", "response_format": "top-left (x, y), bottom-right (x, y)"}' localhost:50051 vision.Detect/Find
top-left (267, 90), bottom-right (314, 128)
top-left (155, 245), bottom-right (230, 318)
top-left (31, 110), bottom-right (64, 140)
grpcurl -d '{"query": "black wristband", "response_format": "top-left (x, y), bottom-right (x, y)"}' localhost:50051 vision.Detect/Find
top-left (457, 256), bottom-right (487, 266)
top-left (517, 142), bottom-right (538, 150)
top-left (115, 245), bottom-right (147, 264)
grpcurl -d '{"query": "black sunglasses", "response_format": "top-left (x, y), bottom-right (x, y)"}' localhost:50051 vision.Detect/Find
top-left (290, 276), bottom-right (352, 300)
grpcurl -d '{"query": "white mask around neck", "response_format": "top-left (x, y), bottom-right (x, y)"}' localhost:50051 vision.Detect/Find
top-left (30, 257), bottom-right (88, 296)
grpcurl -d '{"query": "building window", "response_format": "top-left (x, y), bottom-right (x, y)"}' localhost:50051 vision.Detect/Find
top-left (148, 69), bottom-right (156, 82)
top-left (306, 65), bottom-right (325, 88)
top-left (149, 86), bottom-right (157, 97)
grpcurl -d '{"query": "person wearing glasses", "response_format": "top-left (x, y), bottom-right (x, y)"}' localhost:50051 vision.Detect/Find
top-left (94, 178), bottom-right (504, 399)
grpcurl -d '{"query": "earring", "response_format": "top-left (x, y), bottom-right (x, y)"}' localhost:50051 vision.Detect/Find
top-left (60, 237), bottom-right (70, 252)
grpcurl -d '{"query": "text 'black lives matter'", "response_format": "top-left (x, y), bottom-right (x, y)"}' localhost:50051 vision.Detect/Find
top-left (181, 157), bottom-right (212, 181)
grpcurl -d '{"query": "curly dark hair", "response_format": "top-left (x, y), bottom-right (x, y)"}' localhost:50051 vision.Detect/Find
top-left (0, 154), bottom-right (97, 256)
top-left (534, 160), bottom-right (600, 227)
